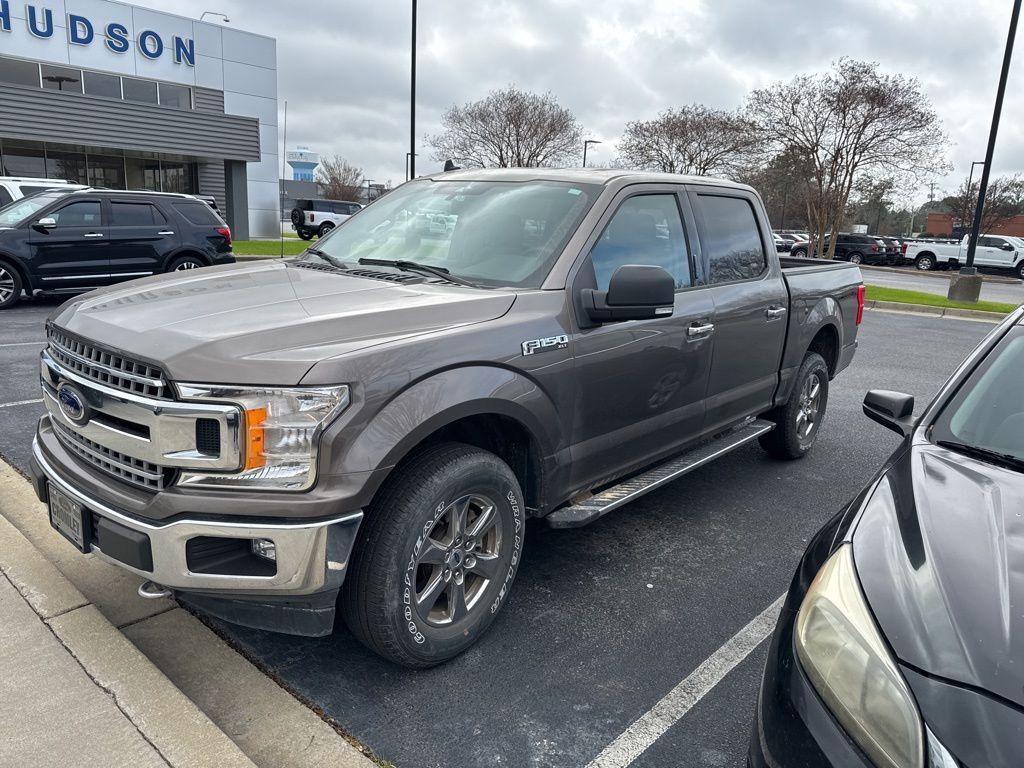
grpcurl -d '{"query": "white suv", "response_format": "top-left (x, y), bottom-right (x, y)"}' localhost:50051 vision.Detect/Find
top-left (0, 177), bottom-right (85, 207)
top-left (290, 199), bottom-right (363, 240)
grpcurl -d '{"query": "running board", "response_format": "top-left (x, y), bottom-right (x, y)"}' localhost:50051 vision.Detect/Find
top-left (545, 419), bottom-right (774, 529)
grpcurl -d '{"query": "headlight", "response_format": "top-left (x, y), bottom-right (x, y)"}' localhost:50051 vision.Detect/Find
top-left (795, 537), bottom-right (923, 768)
top-left (176, 384), bottom-right (350, 491)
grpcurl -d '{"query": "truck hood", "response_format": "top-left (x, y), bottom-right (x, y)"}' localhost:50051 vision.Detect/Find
top-left (49, 261), bottom-right (517, 385)
top-left (853, 443), bottom-right (1024, 708)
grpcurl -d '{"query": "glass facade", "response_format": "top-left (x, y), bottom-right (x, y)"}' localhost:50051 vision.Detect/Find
top-left (0, 55), bottom-right (192, 110)
top-left (0, 139), bottom-right (197, 194)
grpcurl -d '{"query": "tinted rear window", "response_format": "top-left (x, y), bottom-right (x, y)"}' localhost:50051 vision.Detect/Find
top-left (111, 201), bottom-right (166, 226)
top-left (172, 201), bottom-right (222, 226)
top-left (695, 194), bottom-right (766, 283)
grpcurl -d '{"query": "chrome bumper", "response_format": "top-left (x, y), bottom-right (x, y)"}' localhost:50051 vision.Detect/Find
top-left (33, 437), bottom-right (363, 596)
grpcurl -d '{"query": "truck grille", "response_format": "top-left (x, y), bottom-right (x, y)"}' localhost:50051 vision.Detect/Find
top-left (53, 421), bottom-right (170, 491)
top-left (47, 327), bottom-right (168, 400)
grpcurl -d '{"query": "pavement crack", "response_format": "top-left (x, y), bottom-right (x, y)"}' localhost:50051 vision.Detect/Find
top-left (116, 603), bottom-right (177, 630)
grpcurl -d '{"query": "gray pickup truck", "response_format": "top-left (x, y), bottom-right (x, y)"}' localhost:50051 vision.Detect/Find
top-left (30, 169), bottom-right (862, 666)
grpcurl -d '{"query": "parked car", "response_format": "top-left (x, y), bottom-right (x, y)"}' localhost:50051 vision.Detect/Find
top-left (290, 198), bottom-right (363, 240)
top-left (0, 176), bottom-right (85, 206)
top-left (772, 233), bottom-right (792, 252)
top-left (0, 188), bottom-right (233, 309)
top-left (791, 233), bottom-right (888, 265)
top-left (904, 233), bottom-right (1024, 277)
top-left (751, 306), bottom-right (1024, 768)
top-left (30, 168), bottom-right (862, 666)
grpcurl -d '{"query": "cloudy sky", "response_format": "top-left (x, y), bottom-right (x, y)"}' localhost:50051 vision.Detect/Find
top-left (137, 0), bottom-right (1023, 203)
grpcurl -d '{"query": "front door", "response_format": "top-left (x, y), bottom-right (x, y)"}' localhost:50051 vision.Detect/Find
top-left (571, 188), bottom-right (715, 491)
top-left (687, 187), bottom-right (789, 434)
top-left (28, 198), bottom-right (109, 288)
top-left (105, 198), bottom-right (177, 279)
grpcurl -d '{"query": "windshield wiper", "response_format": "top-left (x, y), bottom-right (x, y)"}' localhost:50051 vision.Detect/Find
top-left (936, 440), bottom-right (1024, 473)
top-left (358, 258), bottom-right (480, 288)
top-left (303, 247), bottom-right (344, 268)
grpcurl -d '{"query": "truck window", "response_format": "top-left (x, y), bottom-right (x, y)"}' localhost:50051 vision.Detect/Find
top-left (696, 194), bottom-right (766, 283)
top-left (589, 194), bottom-right (691, 291)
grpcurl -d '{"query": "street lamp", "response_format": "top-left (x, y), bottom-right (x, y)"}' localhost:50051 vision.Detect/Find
top-left (950, 0), bottom-right (1022, 302)
top-left (43, 75), bottom-right (78, 91)
top-left (409, 0), bottom-right (417, 181)
top-left (199, 11), bottom-right (230, 23)
top-left (364, 178), bottom-right (376, 204)
top-left (963, 160), bottom-right (986, 233)
top-left (582, 139), bottom-right (601, 168)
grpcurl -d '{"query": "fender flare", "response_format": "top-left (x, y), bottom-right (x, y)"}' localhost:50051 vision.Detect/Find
top-left (0, 251), bottom-right (32, 292)
top-left (161, 248), bottom-right (210, 272)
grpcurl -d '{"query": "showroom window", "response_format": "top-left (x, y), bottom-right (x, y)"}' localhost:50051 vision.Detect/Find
top-left (1, 140), bottom-right (45, 177)
top-left (0, 56), bottom-right (39, 87)
top-left (40, 64), bottom-right (82, 93)
top-left (159, 82), bottom-right (192, 109)
top-left (83, 71), bottom-right (121, 99)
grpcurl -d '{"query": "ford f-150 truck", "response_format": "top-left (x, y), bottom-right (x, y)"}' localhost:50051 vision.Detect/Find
top-left (904, 233), bottom-right (1024, 276)
top-left (30, 169), bottom-right (863, 667)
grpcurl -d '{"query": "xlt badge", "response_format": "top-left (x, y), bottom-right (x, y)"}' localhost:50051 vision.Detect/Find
top-left (522, 334), bottom-right (569, 356)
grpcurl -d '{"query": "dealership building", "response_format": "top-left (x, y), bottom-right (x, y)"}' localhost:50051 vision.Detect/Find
top-left (0, 0), bottom-right (279, 238)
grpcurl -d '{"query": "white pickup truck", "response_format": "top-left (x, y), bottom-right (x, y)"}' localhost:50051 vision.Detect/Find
top-left (904, 234), bottom-right (1024, 278)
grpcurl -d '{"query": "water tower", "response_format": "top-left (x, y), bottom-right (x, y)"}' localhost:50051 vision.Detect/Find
top-left (286, 146), bottom-right (320, 182)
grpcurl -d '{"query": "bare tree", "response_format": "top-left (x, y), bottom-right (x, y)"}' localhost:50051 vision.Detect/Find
top-left (616, 105), bottom-right (760, 176)
top-left (427, 86), bottom-right (584, 168)
top-left (316, 155), bottom-right (364, 201)
top-left (943, 173), bottom-right (1024, 235)
top-left (747, 59), bottom-right (950, 258)
top-left (740, 147), bottom-right (816, 230)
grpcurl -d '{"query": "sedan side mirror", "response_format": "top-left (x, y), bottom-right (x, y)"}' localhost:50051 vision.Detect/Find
top-left (863, 390), bottom-right (915, 437)
top-left (582, 264), bottom-right (675, 323)
top-left (36, 217), bottom-right (57, 229)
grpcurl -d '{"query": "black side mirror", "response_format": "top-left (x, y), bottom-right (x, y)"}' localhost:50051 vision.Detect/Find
top-left (863, 390), bottom-right (915, 437)
top-left (581, 265), bottom-right (675, 323)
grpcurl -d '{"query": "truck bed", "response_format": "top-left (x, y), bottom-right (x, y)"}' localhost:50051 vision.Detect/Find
top-left (778, 256), bottom-right (859, 274)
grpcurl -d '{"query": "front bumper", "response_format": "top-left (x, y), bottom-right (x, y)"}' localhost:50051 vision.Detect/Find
top-left (31, 432), bottom-right (363, 634)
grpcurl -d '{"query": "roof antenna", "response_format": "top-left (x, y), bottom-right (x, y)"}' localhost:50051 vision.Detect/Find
top-left (443, 159), bottom-right (461, 172)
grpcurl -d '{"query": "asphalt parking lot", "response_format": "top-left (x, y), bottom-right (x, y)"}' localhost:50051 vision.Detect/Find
top-left (0, 295), bottom-right (995, 768)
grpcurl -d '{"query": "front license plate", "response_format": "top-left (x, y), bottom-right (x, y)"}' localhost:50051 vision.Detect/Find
top-left (48, 485), bottom-right (90, 553)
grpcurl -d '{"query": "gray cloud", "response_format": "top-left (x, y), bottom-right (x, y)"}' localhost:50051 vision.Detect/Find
top-left (135, 0), bottom-right (1024, 199)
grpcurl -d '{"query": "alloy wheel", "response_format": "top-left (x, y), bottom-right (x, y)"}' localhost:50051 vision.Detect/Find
top-left (0, 267), bottom-right (14, 304)
top-left (174, 260), bottom-right (200, 271)
top-left (412, 494), bottom-right (503, 626)
top-left (795, 373), bottom-right (822, 441)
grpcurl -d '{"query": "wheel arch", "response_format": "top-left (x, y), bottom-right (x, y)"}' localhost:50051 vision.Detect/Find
top-left (0, 252), bottom-right (32, 292)
top-left (162, 249), bottom-right (210, 272)
top-left (807, 322), bottom-right (840, 377)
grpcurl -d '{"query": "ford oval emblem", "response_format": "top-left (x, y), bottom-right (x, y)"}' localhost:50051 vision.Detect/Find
top-left (56, 382), bottom-right (90, 426)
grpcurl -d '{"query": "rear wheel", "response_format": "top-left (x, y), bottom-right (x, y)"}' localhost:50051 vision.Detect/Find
top-left (1017, 261), bottom-right (1024, 280)
top-left (915, 254), bottom-right (935, 271)
top-left (848, 252), bottom-right (863, 265)
top-left (167, 255), bottom-right (206, 272)
top-left (317, 222), bottom-right (335, 238)
top-left (792, 247), bottom-right (808, 258)
top-left (0, 261), bottom-right (22, 309)
top-left (759, 352), bottom-right (829, 460)
top-left (341, 443), bottom-right (525, 667)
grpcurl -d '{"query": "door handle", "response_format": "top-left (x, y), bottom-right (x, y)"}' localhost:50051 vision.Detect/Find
top-left (157, 230), bottom-right (174, 235)
top-left (766, 306), bottom-right (787, 319)
top-left (687, 322), bottom-right (715, 338)
top-left (82, 232), bottom-right (104, 238)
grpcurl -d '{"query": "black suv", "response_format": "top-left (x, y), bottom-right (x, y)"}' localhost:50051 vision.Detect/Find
top-left (0, 189), bottom-right (234, 309)
top-left (792, 233), bottom-right (888, 264)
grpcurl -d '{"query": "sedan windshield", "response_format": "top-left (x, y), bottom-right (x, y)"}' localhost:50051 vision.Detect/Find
top-left (305, 179), bottom-right (599, 288)
top-left (932, 327), bottom-right (1024, 467)
top-left (0, 191), bottom-right (66, 228)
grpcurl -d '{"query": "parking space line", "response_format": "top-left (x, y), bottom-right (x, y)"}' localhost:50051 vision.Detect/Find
top-left (586, 594), bottom-right (785, 768)
top-left (0, 341), bottom-right (46, 348)
top-left (0, 399), bottom-right (43, 409)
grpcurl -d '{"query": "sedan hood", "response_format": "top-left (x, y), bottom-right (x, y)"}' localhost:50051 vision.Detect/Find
top-left (853, 442), bottom-right (1024, 708)
top-left (49, 261), bottom-right (516, 385)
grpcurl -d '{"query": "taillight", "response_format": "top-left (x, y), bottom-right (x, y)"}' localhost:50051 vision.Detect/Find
top-left (856, 285), bottom-right (865, 325)
top-left (216, 226), bottom-right (232, 246)
top-left (871, 244), bottom-right (878, 252)
top-left (309, 213), bottom-right (315, 223)
top-left (901, 242), bottom-right (908, 254)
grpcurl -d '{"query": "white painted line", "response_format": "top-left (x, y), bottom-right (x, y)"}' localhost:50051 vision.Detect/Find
top-left (0, 398), bottom-right (43, 410)
top-left (0, 340), bottom-right (46, 348)
top-left (586, 594), bottom-right (785, 768)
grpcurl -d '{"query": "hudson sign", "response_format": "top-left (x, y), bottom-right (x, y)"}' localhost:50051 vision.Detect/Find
top-left (0, 1), bottom-right (195, 66)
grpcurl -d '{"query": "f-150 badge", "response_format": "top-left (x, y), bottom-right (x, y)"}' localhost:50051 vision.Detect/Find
top-left (522, 334), bottom-right (569, 356)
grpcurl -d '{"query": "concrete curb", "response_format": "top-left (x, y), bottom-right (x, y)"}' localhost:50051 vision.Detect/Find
top-left (861, 264), bottom-right (1021, 285)
top-left (0, 510), bottom-right (256, 768)
top-left (866, 299), bottom-right (1009, 321)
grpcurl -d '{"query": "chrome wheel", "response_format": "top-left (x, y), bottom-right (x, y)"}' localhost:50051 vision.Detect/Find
top-left (412, 493), bottom-right (502, 627)
top-left (795, 373), bottom-right (822, 441)
top-left (849, 253), bottom-right (863, 264)
top-left (174, 260), bottom-right (201, 271)
top-left (0, 266), bottom-right (14, 304)
top-left (916, 256), bottom-right (933, 271)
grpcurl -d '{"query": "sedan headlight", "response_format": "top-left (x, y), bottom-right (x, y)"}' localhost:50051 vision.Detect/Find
top-left (177, 384), bottom-right (350, 490)
top-left (795, 539), bottom-right (923, 768)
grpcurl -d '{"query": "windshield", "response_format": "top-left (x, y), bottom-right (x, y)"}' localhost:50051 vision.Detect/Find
top-left (931, 327), bottom-right (1024, 466)
top-left (305, 179), bottom-right (600, 288)
top-left (0, 191), bottom-right (65, 227)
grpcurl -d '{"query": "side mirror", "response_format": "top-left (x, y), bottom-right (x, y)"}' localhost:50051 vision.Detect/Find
top-left (1002, 242), bottom-right (1015, 251)
top-left (581, 264), bottom-right (675, 323)
top-left (863, 390), bottom-right (915, 437)
top-left (36, 217), bottom-right (57, 229)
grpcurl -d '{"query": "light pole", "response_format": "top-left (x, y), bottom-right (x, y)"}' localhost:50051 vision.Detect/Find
top-left (409, 0), bottom-right (417, 181)
top-left (199, 11), bottom-right (230, 23)
top-left (950, 0), bottom-right (1022, 302)
top-left (963, 160), bottom-right (986, 235)
top-left (364, 179), bottom-right (376, 204)
top-left (582, 139), bottom-right (601, 168)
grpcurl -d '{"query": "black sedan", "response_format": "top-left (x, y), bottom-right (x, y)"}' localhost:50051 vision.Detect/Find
top-left (750, 307), bottom-right (1024, 768)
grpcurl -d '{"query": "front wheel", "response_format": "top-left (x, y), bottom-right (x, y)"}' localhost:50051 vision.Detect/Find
top-left (759, 352), bottom-right (829, 460)
top-left (341, 443), bottom-right (525, 667)
top-left (0, 261), bottom-right (23, 310)
top-left (317, 222), bottom-right (335, 238)
top-left (1016, 261), bottom-right (1024, 280)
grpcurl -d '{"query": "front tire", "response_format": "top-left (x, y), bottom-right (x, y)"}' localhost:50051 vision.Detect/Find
top-left (1016, 261), bottom-right (1024, 280)
top-left (848, 252), bottom-right (863, 265)
top-left (317, 222), bottom-right (335, 238)
top-left (759, 352), bottom-right (829, 460)
top-left (341, 443), bottom-right (525, 667)
top-left (0, 261), bottom-right (22, 309)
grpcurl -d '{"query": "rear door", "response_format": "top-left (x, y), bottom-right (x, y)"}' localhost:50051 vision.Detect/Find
top-left (106, 198), bottom-right (178, 278)
top-left (28, 197), bottom-right (109, 287)
top-left (687, 186), bottom-right (788, 434)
